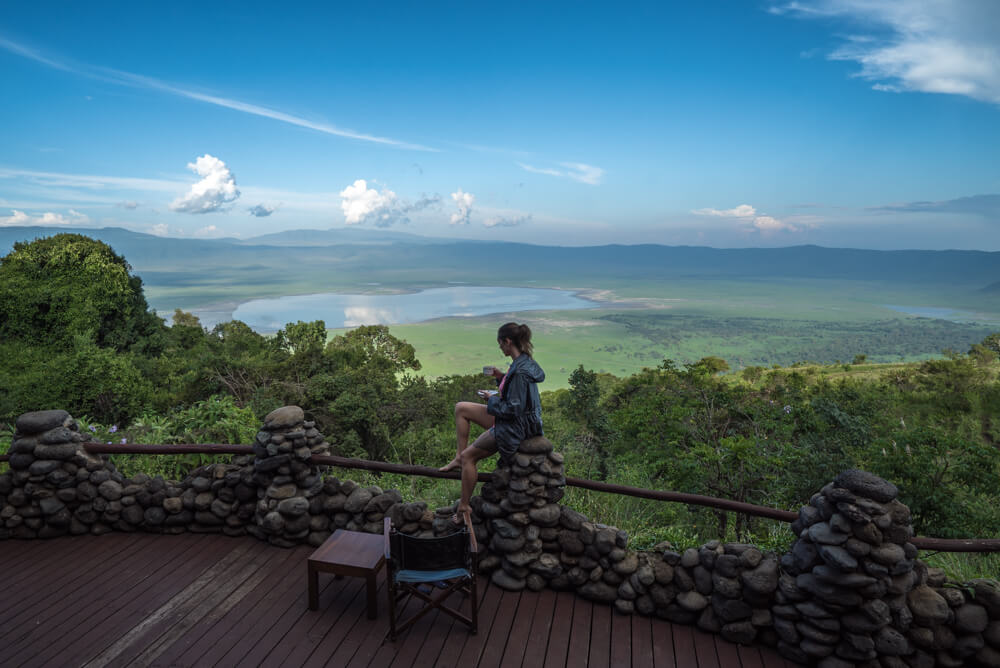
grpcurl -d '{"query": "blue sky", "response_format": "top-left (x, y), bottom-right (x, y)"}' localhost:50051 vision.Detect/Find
top-left (1, 1), bottom-right (998, 249)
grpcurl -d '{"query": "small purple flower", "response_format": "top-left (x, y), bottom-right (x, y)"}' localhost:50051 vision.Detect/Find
top-left (107, 441), bottom-right (112, 445)
top-left (89, 425), bottom-right (97, 432)
top-left (783, 405), bottom-right (792, 414)
top-left (120, 437), bottom-right (127, 444)
top-left (109, 425), bottom-right (118, 434)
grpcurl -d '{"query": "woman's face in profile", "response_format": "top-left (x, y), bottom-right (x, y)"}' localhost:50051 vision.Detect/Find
top-left (498, 336), bottom-right (513, 356)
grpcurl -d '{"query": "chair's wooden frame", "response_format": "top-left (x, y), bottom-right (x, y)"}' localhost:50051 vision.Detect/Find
top-left (383, 514), bottom-right (479, 641)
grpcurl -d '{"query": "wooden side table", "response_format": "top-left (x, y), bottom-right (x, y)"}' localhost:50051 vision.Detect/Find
top-left (307, 529), bottom-right (386, 619)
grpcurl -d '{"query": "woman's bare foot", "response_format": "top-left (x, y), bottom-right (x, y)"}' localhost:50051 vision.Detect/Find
top-left (439, 458), bottom-right (461, 472)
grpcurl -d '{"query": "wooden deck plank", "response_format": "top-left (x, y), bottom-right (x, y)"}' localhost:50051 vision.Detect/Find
top-left (452, 579), bottom-right (508, 668)
top-left (191, 545), bottom-right (314, 667)
top-left (74, 535), bottom-right (235, 658)
top-left (94, 538), bottom-right (264, 668)
top-left (2, 534), bottom-right (129, 603)
top-left (588, 603), bottom-right (612, 668)
top-left (143, 542), bottom-right (295, 667)
top-left (520, 588), bottom-right (557, 668)
top-left (542, 590), bottom-right (576, 668)
top-left (715, 633), bottom-right (743, 668)
top-left (692, 628), bottom-right (721, 668)
top-left (29, 535), bottom-right (230, 668)
top-left (650, 616), bottom-right (677, 668)
top-left (361, 588), bottom-right (435, 668)
top-left (121, 540), bottom-right (278, 667)
top-left (385, 583), bottom-right (460, 668)
top-left (631, 613), bottom-right (654, 668)
top-left (229, 550), bottom-right (353, 667)
top-left (265, 570), bottom-right (368, 666)
top-left (498, 586), bottom-right (541, 668)
top-left (565, 595), bottom-right (593, 668)
top-left (0, 533), bottom-right (144, 639)
top-left (0, 534), bottom-right (140, 626)
top-left (4, 534), bottom-right (168, 662)
top-left (672, 624), bottom-right (698, 668)
top-left (300, 579), bottom-right (374, 668)
top-left (737, 643), bottom-right (766, 668)
top-left (610, 610), bottom-right (632, 668)
top-left (475, 586), bottom-right (523, 668)
top-left (0, 534), bottom-right (793, 668)
top-left (168, 544), bottom-right (304, 666)
top-left (300, 572), bottom-right (388, 668)
top-left (431, 578), bottom-right (498, 668)
top-left (406, 578), bottom-right (482, 668)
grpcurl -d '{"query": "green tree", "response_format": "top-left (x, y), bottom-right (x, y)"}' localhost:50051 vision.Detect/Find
top-left (0, 234), bottom-right (164, 353)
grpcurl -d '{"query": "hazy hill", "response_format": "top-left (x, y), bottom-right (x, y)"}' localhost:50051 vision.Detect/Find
top-left (2, 226), bottom-right (999, 289)
top-left (238, 227), bottom-right (439, 246)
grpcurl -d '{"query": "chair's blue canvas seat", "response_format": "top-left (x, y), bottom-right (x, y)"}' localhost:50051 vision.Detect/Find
top-left (394, 567), bottom-right (470, 583)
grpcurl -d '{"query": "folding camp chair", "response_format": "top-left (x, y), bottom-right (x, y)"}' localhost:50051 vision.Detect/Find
top-left (383, 514), bottom-right (478, 641)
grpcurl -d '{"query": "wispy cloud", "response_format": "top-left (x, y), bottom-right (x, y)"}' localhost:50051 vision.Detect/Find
top-left (0, 35), bottom-right (438, 151)
top-left (0, 166), bottom-right (183, 192)
top-left (870, 193), bottom-right (1000, 217)
top-left (118, 200), bottom-right (140, 210)
top-left (170, 155), bottom-right (240, 214)
top-left (771, 0), bottom-right (1000, 105)
top-left (483, 214), bottom-right (531, 228)
top-left (517, 161), bottom-right (605, 185)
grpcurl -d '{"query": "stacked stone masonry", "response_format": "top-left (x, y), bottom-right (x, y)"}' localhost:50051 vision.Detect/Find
top-left (1, 407), bottom-right (999, 667)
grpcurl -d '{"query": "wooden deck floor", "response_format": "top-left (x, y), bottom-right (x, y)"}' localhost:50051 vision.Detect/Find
top-left (0, 533), bottom-right (799, 667)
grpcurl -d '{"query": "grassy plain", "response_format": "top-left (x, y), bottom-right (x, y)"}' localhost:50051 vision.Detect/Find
top-left (329, 278), bottom-right (1000, 389)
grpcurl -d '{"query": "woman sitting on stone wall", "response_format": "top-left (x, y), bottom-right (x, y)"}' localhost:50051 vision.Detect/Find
top-left (439, 322), bottom-right (545, 525)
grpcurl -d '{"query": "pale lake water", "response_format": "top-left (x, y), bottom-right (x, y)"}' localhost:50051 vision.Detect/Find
top-left (883, 305), bottom-right (981, 322)
top-left (226, 286), bottom-right (595, 332)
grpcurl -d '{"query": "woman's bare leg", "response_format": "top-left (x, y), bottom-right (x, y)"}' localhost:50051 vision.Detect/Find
top-left (457, 430), bottom-right (497, 515)
top-left (440, 401), bottom-right (493, 471)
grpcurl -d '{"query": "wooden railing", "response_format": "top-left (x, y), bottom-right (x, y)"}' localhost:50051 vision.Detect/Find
top-left (3, 443), bottom-right (999, 552)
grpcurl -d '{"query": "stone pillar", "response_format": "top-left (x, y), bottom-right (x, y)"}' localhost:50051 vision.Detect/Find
top-left (249, 406), bottom-right (332, 547)
top-left (1, 409), bottom-right (109, 539)
top-left (776, 469), bottom-right (918, 666)
top-left (467, 436), bottom-right (569, 591)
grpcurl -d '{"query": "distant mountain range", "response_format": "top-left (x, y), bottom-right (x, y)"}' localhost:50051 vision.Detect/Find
top-left (2, 225), bottom-right (999, 289)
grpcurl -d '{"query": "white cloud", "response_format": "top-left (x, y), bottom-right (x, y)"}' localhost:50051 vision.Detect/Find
top-left (483, 214), bottom-right (531, 228)
top-left (0, 208), bottom-right (89, 226)
top-left (340, 179), bottom-right (398, 225)
top-left (248, 203), bottom-right (277, 217)
top-left (693, 203), bottom-right (803, 234)
top-left (337, 181), bottom-right (440, 227)
top-left (193, 225), bottom-right (223, 238)
top-left (772, 0), bottom-right (1000, 105)
top-left (0, 210), bottom-right (31, 226)
top-left (517, 161), bottom-right (605, 185)
top-left (450, 189), bottom-right (475, 225)
top-left (150, 223), bottom-right (169, 237)
top-left (692, 204), bottom-right (758, 217)
top-left (118, 200), bottom-right (139, 210)
top-left (170, 155), bottom-right (240, 214)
